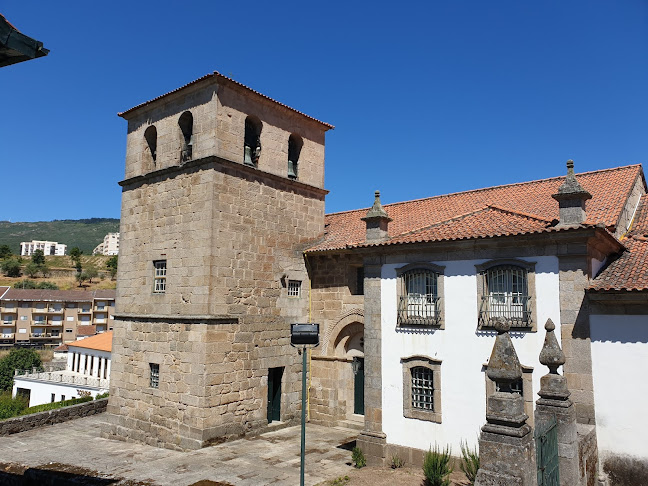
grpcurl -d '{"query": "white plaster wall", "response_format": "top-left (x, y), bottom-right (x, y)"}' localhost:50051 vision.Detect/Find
top-left (591, 315), bottom-right (648, 458)
top-left (12, 379), bottom-right (107, 407)
top-left (381, 256), bottom-right (560, 452)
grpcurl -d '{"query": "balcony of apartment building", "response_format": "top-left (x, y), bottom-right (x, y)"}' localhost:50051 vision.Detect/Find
top-left (0, 304), bottom-right (18, 314)
top-left (46, 306), bottom-right (64, 314)
top-left (77, 306), bottom-right (92, 315)
top-left (1, 319), bottom-right (16, 327)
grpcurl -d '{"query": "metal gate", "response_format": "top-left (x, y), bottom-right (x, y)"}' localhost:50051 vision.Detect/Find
top-left (535, 416), bottom-right (559, 486)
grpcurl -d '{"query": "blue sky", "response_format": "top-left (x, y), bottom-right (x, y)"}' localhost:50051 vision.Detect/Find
top-left (2, 1), bottom-right (647, 222)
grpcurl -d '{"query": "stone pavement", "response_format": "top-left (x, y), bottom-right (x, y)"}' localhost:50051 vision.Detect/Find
top-left (0, 414), bottom-right (359, 485)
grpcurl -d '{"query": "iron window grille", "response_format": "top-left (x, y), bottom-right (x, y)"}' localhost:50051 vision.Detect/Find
top-left (398, 269), bottom-right (440, 326)
top-left (150, 363), bottom-right (159, 388)
top-left (480, 265), bottom-right (531, 327)
top-left (411, 366), bottom-right (434, 410)
top-left (153, 260), bottom-right (167, 294)
top-left (287, 280), bottom-right (301, 297)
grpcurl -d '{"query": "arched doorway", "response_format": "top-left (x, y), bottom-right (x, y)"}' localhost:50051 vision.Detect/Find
top-left (333, 322), bottom-right (364, 416)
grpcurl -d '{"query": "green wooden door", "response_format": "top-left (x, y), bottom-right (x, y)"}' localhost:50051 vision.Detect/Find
top-left (267, 367), bottom-right (283, 423)
top-left (353, 358), bottom-right (365, 415)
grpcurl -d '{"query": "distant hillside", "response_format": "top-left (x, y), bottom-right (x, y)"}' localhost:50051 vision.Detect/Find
top-left (0, 218), bottom-right (120, 254)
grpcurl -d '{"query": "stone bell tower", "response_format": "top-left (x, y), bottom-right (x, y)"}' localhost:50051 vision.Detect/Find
top-left (103, 72), bottom-right (333, 450)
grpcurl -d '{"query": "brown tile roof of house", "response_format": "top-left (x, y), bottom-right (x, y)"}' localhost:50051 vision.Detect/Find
top-left (118, 71), bottom-right (334, 129)
top-left (591, 194), bottom-right (648, 292)
top-left (0, 287), bottom-right (9, 298)
top-left (308, 164), bottom-right (644, 252)
top-left (76, 325), bottom-right (97, 337)
top-left (1, 289), bottom-right (115, 302)
top-left (68, 331), bottom-right (112, 353)
top-left (54, 343), bottom-right (69, 352)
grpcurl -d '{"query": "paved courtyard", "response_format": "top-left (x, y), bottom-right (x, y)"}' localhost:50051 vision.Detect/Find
top-left (0, 414), bottom-right (359, 485)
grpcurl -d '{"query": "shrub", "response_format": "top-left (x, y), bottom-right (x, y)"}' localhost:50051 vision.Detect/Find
top-left (20, 395), bottom-right (93, 415)
top-left (36, 281), bottom-right (58, 290)
top-left (351, 446), bottom-right (366, 468)
top-left (95, 392), bottom-right (109, 400)
top-left (13, 280), bottom-right (37, 289)
top-left (0, 349), bottom-right (43, 391)
top-left (460, 441), bottom-right (480, 485)
top-left (0, 392), bottom-right (28, 419)
top-left (422, 444), bottom-right (453, 486)
top-left (391, 454), bottom-right (404, 469)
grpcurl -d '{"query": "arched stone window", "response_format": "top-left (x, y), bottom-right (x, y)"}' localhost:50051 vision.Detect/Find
top-left (178, 111), bottom-right (193, 162)
top-left (396, 263), bottom-right (445, 328)
top-left (144, 126), bottom-right (157, 165)
top-left (243, 116), bottom-right (262, 167)
top-left (288, 134), bottom-right (302, 179)
top-left (475, 259), bottom-right (537, 330)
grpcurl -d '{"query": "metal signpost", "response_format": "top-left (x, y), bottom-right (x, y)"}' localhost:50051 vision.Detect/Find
top-left (290, 323), bottom-right (320, 486)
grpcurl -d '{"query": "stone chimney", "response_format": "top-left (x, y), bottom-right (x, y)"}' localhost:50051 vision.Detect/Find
top-left (552, 160), bottom-right (592, 226)
top-left (361, 191), bottom-right (392, 243)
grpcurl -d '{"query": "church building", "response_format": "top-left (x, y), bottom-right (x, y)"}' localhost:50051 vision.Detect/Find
top-left (105, 73), bottom-right (648, 480)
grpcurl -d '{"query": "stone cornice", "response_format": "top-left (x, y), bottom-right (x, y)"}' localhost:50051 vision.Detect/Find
top-left (114, 313), bottom-right (239, 324)
top-left (119, 155), bottom-right (329, 199)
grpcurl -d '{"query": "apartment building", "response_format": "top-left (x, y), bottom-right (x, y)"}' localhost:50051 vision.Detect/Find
top-left (20, 240), bottom-right (67, 256)
top-left (0, 287), bottom-right (115, 347)
top-left (92, 233), bottom-right (120, 256)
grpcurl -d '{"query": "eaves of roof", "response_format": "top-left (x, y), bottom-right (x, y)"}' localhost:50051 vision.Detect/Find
top-left (117, 71), bottom-right (334, 130)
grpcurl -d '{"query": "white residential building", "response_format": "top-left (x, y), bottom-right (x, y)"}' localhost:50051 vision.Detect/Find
top-left (92, 233), bottom-right (119, 256)
top-left (20, 240), bottom-right (67, 256)
top-left (12, 331), bottom-right (112, 407)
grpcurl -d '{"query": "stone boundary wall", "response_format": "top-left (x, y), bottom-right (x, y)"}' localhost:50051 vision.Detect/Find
top-left (0, 398), bottom-right (107, 436)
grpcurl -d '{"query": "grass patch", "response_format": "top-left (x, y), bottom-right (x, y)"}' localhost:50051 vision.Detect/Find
top-left (20, 395), bottom-right (93, 416)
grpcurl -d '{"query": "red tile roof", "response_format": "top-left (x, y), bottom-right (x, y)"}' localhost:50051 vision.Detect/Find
top-left (118, 71), bottom-right (334, 129)
top-left (308, 165), bottom-right (644, 252)
top-left (591, 194), bottom-right (648, 292)
top-left (69, 331), bottom-right (112, 353)
top-left (76, 325), bottom-right (97, 337)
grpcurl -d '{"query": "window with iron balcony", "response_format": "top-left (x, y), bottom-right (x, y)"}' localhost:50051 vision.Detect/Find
top-left (396, 263), bottom-right (445, 328)
top-left (475, 259), bottom-right (537, 331)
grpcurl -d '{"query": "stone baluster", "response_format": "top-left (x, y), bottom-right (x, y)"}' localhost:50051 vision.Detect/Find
top-left (535, 318), bottom-right (581, 485)
top-left (475, 317), bottom-right (536, 486)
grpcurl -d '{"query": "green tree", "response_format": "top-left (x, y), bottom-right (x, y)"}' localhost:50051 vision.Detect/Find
top-left (69, 247), bottom-right (82, 261)
top-left (0, 349), bottom-right (43, 392)
top-left (76, 271), bottom-right (88, 287)
top-left (76, 260), bottom-right (83, 274)
top-left (106, 255), bottom-right (118, 280)
top-left (0, 245), bottom-right (12, 259)
top-left (1, 258), bottom-right (21, 278)
top-left (85, 265), bottom-right (99, 283)
top-left (0, 392), bottom-right (28, 419)
top-left (24, 262), bottom-right (40, 278)
top-left (40, 263), bottom-right (50, 278)
top-left (31, 249), bottom-right (45, 266)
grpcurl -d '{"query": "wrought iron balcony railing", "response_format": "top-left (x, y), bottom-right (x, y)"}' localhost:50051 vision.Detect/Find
top-left (479, 294), bottom-right (532, 327)
top-left (398, 295), bottom-right (441, 326)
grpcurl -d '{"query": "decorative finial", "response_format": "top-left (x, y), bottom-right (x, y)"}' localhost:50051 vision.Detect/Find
top-left (486, 317), bottom-right (522, 387)
top-left (539, 318), bottom-right (565, 374)
top-left (362, 190), bottom-right (392, 222)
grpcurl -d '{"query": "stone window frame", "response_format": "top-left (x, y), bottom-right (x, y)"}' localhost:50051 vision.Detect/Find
top-left (475, 259), bottom-right (537, 332)
top-left (483, 362), bottom-right (534, 426)
top-left (153, 260), bottom-right (167, 294)
top-left (396, 262), bottom-right (446, 329)
top-left (401, 355), bottom-right (442, 423)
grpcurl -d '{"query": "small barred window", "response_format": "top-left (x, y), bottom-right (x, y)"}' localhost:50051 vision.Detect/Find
top-left (288, 280), bottom-right (301, 297)
top-left (150, 363), bottom-right (159, 388)
top-left (480, 265), bottom-right (530, 326)
top-left (411, 366), bottom-right (434, 410)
